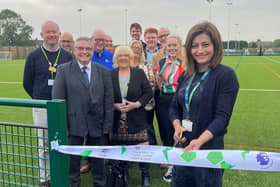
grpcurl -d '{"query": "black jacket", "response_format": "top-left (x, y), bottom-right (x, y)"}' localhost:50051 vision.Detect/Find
top-left (111, 67), bottom-right (153, 133)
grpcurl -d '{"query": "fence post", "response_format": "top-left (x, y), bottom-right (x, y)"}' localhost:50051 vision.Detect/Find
top-left (46, 99), bottom-right (69, 187)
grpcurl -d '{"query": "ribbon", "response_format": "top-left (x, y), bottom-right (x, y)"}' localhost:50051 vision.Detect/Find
top-left (51, 141), bottom-right (280, 172)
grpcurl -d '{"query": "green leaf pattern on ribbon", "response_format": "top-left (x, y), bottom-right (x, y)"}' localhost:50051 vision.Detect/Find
top-left (121, 146), bottom-right (126, 154)
top-left (241, 151), bottom-right (250, 160)
top-left (163, 147), bottom-right (173, 161)
top-left (207, 151), bottom-right (224, 165)
top-left (220, 161), bottom-right (234, 169)
top-left (80, 150), bottom-right (92, 157)
top-left (181, 151), bottom-right (197, 163)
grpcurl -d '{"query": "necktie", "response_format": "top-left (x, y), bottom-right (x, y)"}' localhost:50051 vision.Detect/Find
top-left (82, 66), bottom-right (90, 88)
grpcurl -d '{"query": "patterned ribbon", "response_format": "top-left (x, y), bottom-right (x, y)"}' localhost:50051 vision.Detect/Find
top-left (51, 141), bottom-right (280, 172)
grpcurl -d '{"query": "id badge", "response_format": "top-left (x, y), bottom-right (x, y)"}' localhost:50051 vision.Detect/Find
top-left (48, 79), bottom-right (54, 86)
top-left (182, 119), bottom-right (193, 132)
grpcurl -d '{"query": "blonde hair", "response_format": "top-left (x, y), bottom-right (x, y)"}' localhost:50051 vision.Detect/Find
top-left (129, 40), bottom-right (146, 64)
top-left (113, 45), bottom-right (134, 67)
top-left (167, 34), bottom-right (182, 46)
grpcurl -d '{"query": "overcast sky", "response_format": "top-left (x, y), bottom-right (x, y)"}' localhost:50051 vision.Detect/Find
top-left (1, 0), bottom-right (280, 44)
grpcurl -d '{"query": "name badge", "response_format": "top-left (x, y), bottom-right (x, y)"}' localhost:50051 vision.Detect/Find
top-left (182, 119), bottom-right (193, 132)
top-left (48, 79), bottom-right (54, 86)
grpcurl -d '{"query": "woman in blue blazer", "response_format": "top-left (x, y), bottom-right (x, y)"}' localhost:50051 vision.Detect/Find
top-left (169, 22), bottom-right (239, 187)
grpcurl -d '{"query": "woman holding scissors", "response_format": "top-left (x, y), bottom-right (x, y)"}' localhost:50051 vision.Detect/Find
top-left (169, 21), bottom-right (239, 187)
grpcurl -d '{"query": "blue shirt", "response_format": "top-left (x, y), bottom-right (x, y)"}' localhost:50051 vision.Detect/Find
top-left (91, 49), bottom-right (114, 71)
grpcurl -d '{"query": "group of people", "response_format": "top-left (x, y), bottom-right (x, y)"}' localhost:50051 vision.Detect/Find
top-left (23, 19), bottom-right (239, 187)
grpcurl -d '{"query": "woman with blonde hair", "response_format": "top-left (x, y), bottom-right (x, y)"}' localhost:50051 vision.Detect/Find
top-left (110, 45), bottom-right (153, 187)
top-left (129, 40), bottom-right (157, 145)
top-left (154, 34), bottom-right (185, 182)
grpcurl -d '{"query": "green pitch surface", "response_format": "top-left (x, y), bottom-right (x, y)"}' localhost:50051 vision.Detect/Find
top-left (0, 57), bottom-right (279, 186)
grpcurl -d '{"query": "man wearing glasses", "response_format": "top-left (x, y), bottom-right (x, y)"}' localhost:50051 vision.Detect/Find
top-left (52, 37), bottom-right (114, 187)
top-left (91, 30), bottom-right (114, 70)
top-left (60, 32), bottom-right (74, 53)
top-left (157, 28), bottom-right (170, 46)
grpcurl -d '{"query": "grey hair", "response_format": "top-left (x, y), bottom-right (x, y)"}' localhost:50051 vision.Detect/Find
top-left (74, 37), bottom-right (93, 48)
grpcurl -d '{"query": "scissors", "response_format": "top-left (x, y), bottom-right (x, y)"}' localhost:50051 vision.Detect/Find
top-left (173, 126), bottom-right (183, 146)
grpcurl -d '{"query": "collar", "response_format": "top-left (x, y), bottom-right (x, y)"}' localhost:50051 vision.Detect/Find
top-left (94, 49), bottom-right (104, 57)
top-left (77, 61), bottom-right (91, 71)
top-left (145, 46), bottom-right (159, 53)
top-left (166, 57), bottom-right (180, 64)
top-left (42, 43), bottom-right (59, 52)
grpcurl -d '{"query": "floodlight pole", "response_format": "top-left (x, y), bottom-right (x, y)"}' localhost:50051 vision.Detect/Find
top-left (124, 8), bottom-right (128, 44)
top-left (77, 8), bottom-right (83, 36)
top-left (206, 0), bottom-right (214, 21)
top-left (227, 0), bottom-right (232, 53)
top-left (234, 23), bottom-right (239, 50)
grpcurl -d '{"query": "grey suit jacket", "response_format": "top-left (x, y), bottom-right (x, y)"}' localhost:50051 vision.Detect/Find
top-left (52, 60), bottom-right (114, 137)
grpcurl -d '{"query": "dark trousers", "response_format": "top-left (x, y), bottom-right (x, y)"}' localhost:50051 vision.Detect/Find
top-left (146, 109), bottom-right (157, 145)
top-left (68, 135), bottom-right (108, 187)
top-left (171, 166), bottom-right (223, 187)
top-left (155, 93), bottom-right (175, 146)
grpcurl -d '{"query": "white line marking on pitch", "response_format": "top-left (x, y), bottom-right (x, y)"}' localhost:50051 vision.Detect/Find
top-left (263, 56), bottom-right (280, 64)
top-left (240, 88), bottom-right (280, 92)
top-left (0, 81), bottom-right (21, 84)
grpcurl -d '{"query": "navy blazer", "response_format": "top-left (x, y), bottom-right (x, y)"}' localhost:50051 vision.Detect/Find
top-left (169, 64), bottom-right (239, 149)
top-left (111, 67), bottom-right (153, 133)
top-left (52, 60), bottom-right (114, 137)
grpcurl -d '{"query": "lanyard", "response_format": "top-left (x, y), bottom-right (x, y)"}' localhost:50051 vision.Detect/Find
top-left (41, 46), bottom-right (61, 79)
top-left (184, 68), bottom-right (211, 117)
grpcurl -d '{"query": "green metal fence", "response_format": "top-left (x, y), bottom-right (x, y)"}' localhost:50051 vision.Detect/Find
top-left (0, 98), bottom-right (69, 187)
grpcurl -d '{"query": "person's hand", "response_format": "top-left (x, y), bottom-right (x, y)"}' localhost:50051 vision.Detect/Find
top-left (173, 120), bottom-right (186, 145)
top-left (183, 130), bottom-right (213, 151)
top-left (121, 101), bottom-right (141, 112)
top-left (183, 139), bottom-right (202, 151)
top-left (114, 103), bottom-right (126, 112)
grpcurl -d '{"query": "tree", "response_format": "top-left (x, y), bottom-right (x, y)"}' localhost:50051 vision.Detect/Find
top-left (248, 41), bottom-right (257, 48)
top-left (0, 9), bottom-right (34, 46)
top-left (273, 39), bottom-right (280, 47)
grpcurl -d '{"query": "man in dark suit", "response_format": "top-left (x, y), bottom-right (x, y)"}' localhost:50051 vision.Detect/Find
top-left (52, 37), bottom-right (114, 187)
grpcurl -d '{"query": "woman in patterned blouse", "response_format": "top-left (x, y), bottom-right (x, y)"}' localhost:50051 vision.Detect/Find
top-left (154, 34), bottom-right (185, 182)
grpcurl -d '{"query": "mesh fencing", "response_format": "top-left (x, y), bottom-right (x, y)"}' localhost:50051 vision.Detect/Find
top-left (0, 122), bottom-right (49, 187)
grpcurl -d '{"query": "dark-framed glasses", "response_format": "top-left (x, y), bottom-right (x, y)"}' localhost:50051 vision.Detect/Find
top-left (61, 40), bottom-right (74, 43)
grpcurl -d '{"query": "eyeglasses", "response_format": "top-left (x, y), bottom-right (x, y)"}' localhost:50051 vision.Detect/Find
top-left (61, 40), bottom-right (74, 43)
top-left (75, 46), bottom-right (93, 51)
top-left (94, 38), bottom-right (105, 43)
top-left (158, 34), bottom-right (169, 39)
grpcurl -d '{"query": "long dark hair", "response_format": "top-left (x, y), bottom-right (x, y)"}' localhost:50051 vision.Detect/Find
top-left (184, 21), bottom-right (224, 76)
